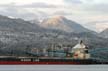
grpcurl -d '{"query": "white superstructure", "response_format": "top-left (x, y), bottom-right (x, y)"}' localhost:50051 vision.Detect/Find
top-left (72, 40), bottom-right (90, 59)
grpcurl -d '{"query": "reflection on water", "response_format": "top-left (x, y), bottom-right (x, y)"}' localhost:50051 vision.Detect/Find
top-left (0, 65), bottom-right (108, 71)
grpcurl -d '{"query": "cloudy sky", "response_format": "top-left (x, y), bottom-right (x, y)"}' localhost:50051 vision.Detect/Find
top-left (0, 0), bottom-right (108, 32)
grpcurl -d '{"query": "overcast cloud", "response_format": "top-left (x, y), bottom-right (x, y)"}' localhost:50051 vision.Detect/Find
top-left (0, 0), bottom-right (107, 32)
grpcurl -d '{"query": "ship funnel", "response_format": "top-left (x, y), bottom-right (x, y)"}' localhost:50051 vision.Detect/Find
top-left (79, 40), bottom-right (83, 44)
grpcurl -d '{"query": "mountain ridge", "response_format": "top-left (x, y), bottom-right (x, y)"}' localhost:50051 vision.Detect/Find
top-left (38, 16), bottom-right (94, 33)
top-left (100, 28), bottom-right (108, 38)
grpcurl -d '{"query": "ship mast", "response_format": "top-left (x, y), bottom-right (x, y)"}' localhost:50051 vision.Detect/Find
top-left (51, 43), bottom-right (54, 57)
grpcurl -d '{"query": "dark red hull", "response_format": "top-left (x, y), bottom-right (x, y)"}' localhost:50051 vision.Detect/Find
top-left (0, 61), bottom-right (81, 65)
top-left (0, 57), bottom-right (106, 65)
top-left (0, 61), bottom-right (105, 65)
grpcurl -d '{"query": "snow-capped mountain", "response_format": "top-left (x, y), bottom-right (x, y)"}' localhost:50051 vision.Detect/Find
top-left (0, 15), bottom-right (43, 32)
top-left (40, 16), bottom-right (92, 33)
top-left (0, 15), bottom-right (107, 57)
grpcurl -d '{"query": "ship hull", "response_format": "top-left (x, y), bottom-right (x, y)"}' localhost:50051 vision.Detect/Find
top-left (0, 59), bottom-right (105, 65)
top-left (0, 61), bottom-right (106, 65)
top-left (0, 57), bottom-right (106, 65)
top-left (0, 61), bottom-right (83, 65)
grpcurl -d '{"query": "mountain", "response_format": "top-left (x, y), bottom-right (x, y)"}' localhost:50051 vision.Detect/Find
top-left (29, 19), bottom-right (40, 25)
top-left (40, 16), bottom-right (92, 33)
top-left (0, 15), bottom-right (43, 32)
top-left (0, 14), bottom-right (108, 59)
top-left (87, 21), bottom-right (108, 32)
top-left (100, 28), bottom-right (108, 38)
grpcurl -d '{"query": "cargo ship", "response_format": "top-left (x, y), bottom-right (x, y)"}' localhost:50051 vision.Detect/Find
top-left (0, 40), bottom-right (107, 65)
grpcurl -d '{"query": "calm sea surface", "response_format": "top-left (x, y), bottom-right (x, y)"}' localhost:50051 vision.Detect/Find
top-left (0, 65), bottom-right (108, 71)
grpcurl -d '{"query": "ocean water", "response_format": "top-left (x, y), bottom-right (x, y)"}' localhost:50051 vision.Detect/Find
top-left (0, 65), bottom-right (108, 71)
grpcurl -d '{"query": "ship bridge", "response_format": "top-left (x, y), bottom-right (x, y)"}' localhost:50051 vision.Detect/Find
top-left (71, 40), bottom-right (90, 59)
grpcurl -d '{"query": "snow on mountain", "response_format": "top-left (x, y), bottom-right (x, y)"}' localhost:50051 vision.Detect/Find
top-left (40, 16), bottom-right (92, 33)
